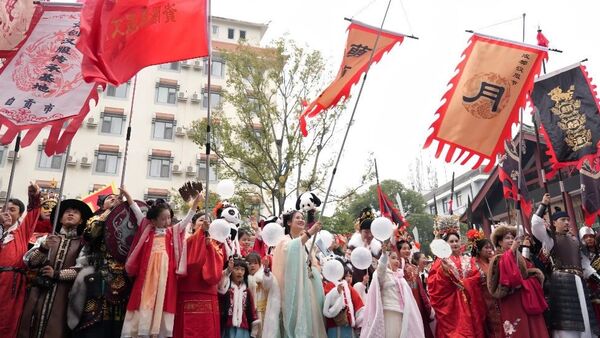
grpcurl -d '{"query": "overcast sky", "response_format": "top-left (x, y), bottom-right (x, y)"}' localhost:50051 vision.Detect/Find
top-left (211, 0), bottom-right (600, 210)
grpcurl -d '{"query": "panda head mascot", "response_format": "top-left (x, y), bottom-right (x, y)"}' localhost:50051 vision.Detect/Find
top-left (296, 191), bottom-right (321, 227)
top-left (296, 191), bottom-right (322, 212)
top-left (214, 201), bottom-right (243, 257)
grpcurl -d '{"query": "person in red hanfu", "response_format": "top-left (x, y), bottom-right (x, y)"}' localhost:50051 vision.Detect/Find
top-left (0, 183), bottom-right (40, 337)
top-left (218, 257), bottom-right (259, 338)
top-left (121, 193), bottom-right (201, 338)
top-left (487, 225), bottom-right (549, 338)
top-left (174, 211), bottom-right (225, 338)
top-left (322, 260), bottom-right (365, 338)
top-left (427, 216), bottom-right (486, 338)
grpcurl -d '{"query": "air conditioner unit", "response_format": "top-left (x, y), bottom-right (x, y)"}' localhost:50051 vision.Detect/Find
top-left (172, 164), bottom-right (182, 173)
top-left (177, 91), bottom-right (187, 102)
top-left (86, 117), bottom-right (97, 127)
top-left (186, 166), bottom-right (195, 176)
top-left (0, 191), bottom-right (6, 198)
top-left (7, 150), bottom-right (19, 160)
top-left (193, 60), bottom-right (202, 70)
top-left (80, 156), bottom-right (91, 167)
top-left (67, 155), bottom-right (77, 166)
top-left (175, 127), bottom-right (185, 137)
top-left (191, 92), bottom-right (200, 103)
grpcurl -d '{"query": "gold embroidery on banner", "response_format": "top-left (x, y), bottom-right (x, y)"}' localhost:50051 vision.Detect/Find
top-left (548, 85), bottom-right (592, 152)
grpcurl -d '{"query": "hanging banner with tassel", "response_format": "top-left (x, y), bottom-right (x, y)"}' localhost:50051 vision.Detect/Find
top-left (424, 33), bottom-right (547, 171)
top-left (0, 4), bottom-right (98, 156)
top-left (299, 20), bottom-right (405, 136)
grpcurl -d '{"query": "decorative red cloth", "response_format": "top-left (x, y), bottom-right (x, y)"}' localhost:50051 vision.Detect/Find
top-left (0, 207), bottom-right (40, 337)
top-left (174, 231), bottom-right (224, 338)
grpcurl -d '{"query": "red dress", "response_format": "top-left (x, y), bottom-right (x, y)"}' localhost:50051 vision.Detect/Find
top-left (488, 249), bottom-right (549, 338)
top-left (0, 207), bottom-right (40, 337)
top-left (427, 255), bottom-right (486, 338)
top-left (174, 231), bottom-right (224, 338)
top-left (404, 263), bottom-right (435, 338)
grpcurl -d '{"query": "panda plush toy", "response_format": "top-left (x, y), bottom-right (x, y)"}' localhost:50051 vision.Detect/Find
top-left (216, 201), bottom-right (242, 257)
top-left (296, 191), bottom-right (322, 228)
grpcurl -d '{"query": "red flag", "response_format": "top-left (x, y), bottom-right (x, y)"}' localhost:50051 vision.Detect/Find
top-left (299, 20), bottom-right (404, 136)
top-left (536, 29), bottom-right (549, 47)
top-left (81, 183), bottom-right (118, 213)
top-left (0, 4), bottom-right (98, 156)
top-left (424, 34), bottom-right (547, 171)
top-left (377, 185), bottom-right (408, 228)
top-left (498, 140), bottom-right (533, 217)
top-left (77, 0), bottom-right (209, 85)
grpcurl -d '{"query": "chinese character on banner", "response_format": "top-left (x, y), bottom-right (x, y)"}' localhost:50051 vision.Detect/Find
top-left (299, 20), bottom-right (405, 136)
top-left (0, 4), bottom-right (98, 156)
top-left (77, 0), bottom-right (209, 85)
top-left (424, 34), bottom-right (547, 171)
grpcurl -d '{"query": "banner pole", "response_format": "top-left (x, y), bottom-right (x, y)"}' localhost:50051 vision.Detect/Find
top-left (516, 13), bottom-right (525, 237)
top-left (119, 75), bottom-right (138, 188)
top-left (52, 143), bottom-right (72, 233)
top-left (307, 0), bottom-right (394, 270)
top-left (2, 132), bottom-right (21, 212)
top-left (203, 0), bottom-right (213, 216)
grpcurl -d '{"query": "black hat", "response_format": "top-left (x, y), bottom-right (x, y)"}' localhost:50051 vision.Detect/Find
top-left (551, 207), bottom-right (569, 222)
top-left (96, 194), bottom-right (117, 208)
top-left (50, 199), bottom-right (94, 236)
top-left (357, 207), bottom-right (374, 230)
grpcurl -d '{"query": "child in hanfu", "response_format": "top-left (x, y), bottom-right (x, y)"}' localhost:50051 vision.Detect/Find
top-left (219, 257), bottom-right (259, 338)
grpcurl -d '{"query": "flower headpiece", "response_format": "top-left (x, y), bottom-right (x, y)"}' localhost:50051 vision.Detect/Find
top-left (433, 214), bottom-right (460, 238)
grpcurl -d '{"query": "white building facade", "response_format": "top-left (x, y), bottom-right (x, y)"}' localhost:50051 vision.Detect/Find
top-left (0, 16), bottom-right (268, 204)
top-left (422, 168), bottom-right (489, 216)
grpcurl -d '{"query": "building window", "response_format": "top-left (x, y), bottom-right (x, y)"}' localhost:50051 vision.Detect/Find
top-left (204, 59), bottom-right (225, 77)
top-left (442, 198), bottom-right (448, 213)
top-left (159, 62), bottom-right (180, 71)
top-left (106, 83), bottom-right (129, 98)
top-left (197, 161), bottom-right (217, 182)
top-left (156, 85), bottom-right (177, 104)
top-left (202, 91), bottom-right (222, 108)
top-left (0, 146), bottom-right (5, 166)
top-left (212, 25), bottom-right (219, 34)
top-left (455, 193), bottom-right (463, 207)
top-left (152, 120), bottom-right (175, 140)
top-left (429, 205), bottom-right (436, 215)
top-left (38, 151), bottom-right (64, 170)
top-left (239, 30), bottom-right (246, 40)
top-left (95, 152), bottom-right (119, 174)
top-left (100, 114), bottom-right (124, 135)
top-left (149, 157), bottom-right (171, 178)
top-left (227, 28), bottom-right (234, 39)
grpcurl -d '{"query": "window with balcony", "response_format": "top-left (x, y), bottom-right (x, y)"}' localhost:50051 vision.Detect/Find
top-left (106, 83), bottom-right (130, 98)
top-left (239, 30), bottom-right (246, 40)
top-left (95, 145), bottom-right (120, 175)
top-left (202, 91), bottom-right (222, 108)
top-left (38, 151), bottom-right (64, 170)
top-left (148, 150), bottom-right (172, 178)
top-left (152, 120), bottom-right (175, 140)
top-left (159, 62), bottom-right (180, 71)
top-left (156, 80), bottom-right (178, 105)
top-left (227, 28), bottom-right (234, 39)
top-left (197, 160), bottom-right (217, 182)
top-left (204, 59), bottom-right (225, 78)
top-left (212, 25), bottom-right (219, 34)
top-left (101, 114), bottom-right (125, 135)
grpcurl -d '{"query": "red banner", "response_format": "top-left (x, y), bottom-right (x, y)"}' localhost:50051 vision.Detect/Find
top-left (424, 34), bottom-right (547, 171)
top-left (0, 0), bottom-right (35, 51)
top-left (299, 20), bottom-right (404, 136)
top-left (77, 0), bottom-right (209, 85)
top-left (0, 4), bottom-right (98, 156)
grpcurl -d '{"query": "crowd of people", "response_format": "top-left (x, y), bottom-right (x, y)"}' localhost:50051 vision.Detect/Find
top-left (1, 183), bottom-right (600, 338)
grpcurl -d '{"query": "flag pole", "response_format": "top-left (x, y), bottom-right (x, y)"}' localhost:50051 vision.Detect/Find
top-left (308, 0), bottom-right (394, 268)
top-left (532, 113), bottom-right (554, 225)
top-left (52, 143), bottom-right (72, 233)
top-left (2, 132), bottom-right (21, 212)
top-left (448, 172), bottom-right (455, 215)
top-left (203, 0), bottom-right (213, 215)
top-left (515, 13), bottom-right (525, 237)
top-left (374, 158), bottom-right (380, 186)
top-left (119, 75), bottom-right (138, 188)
